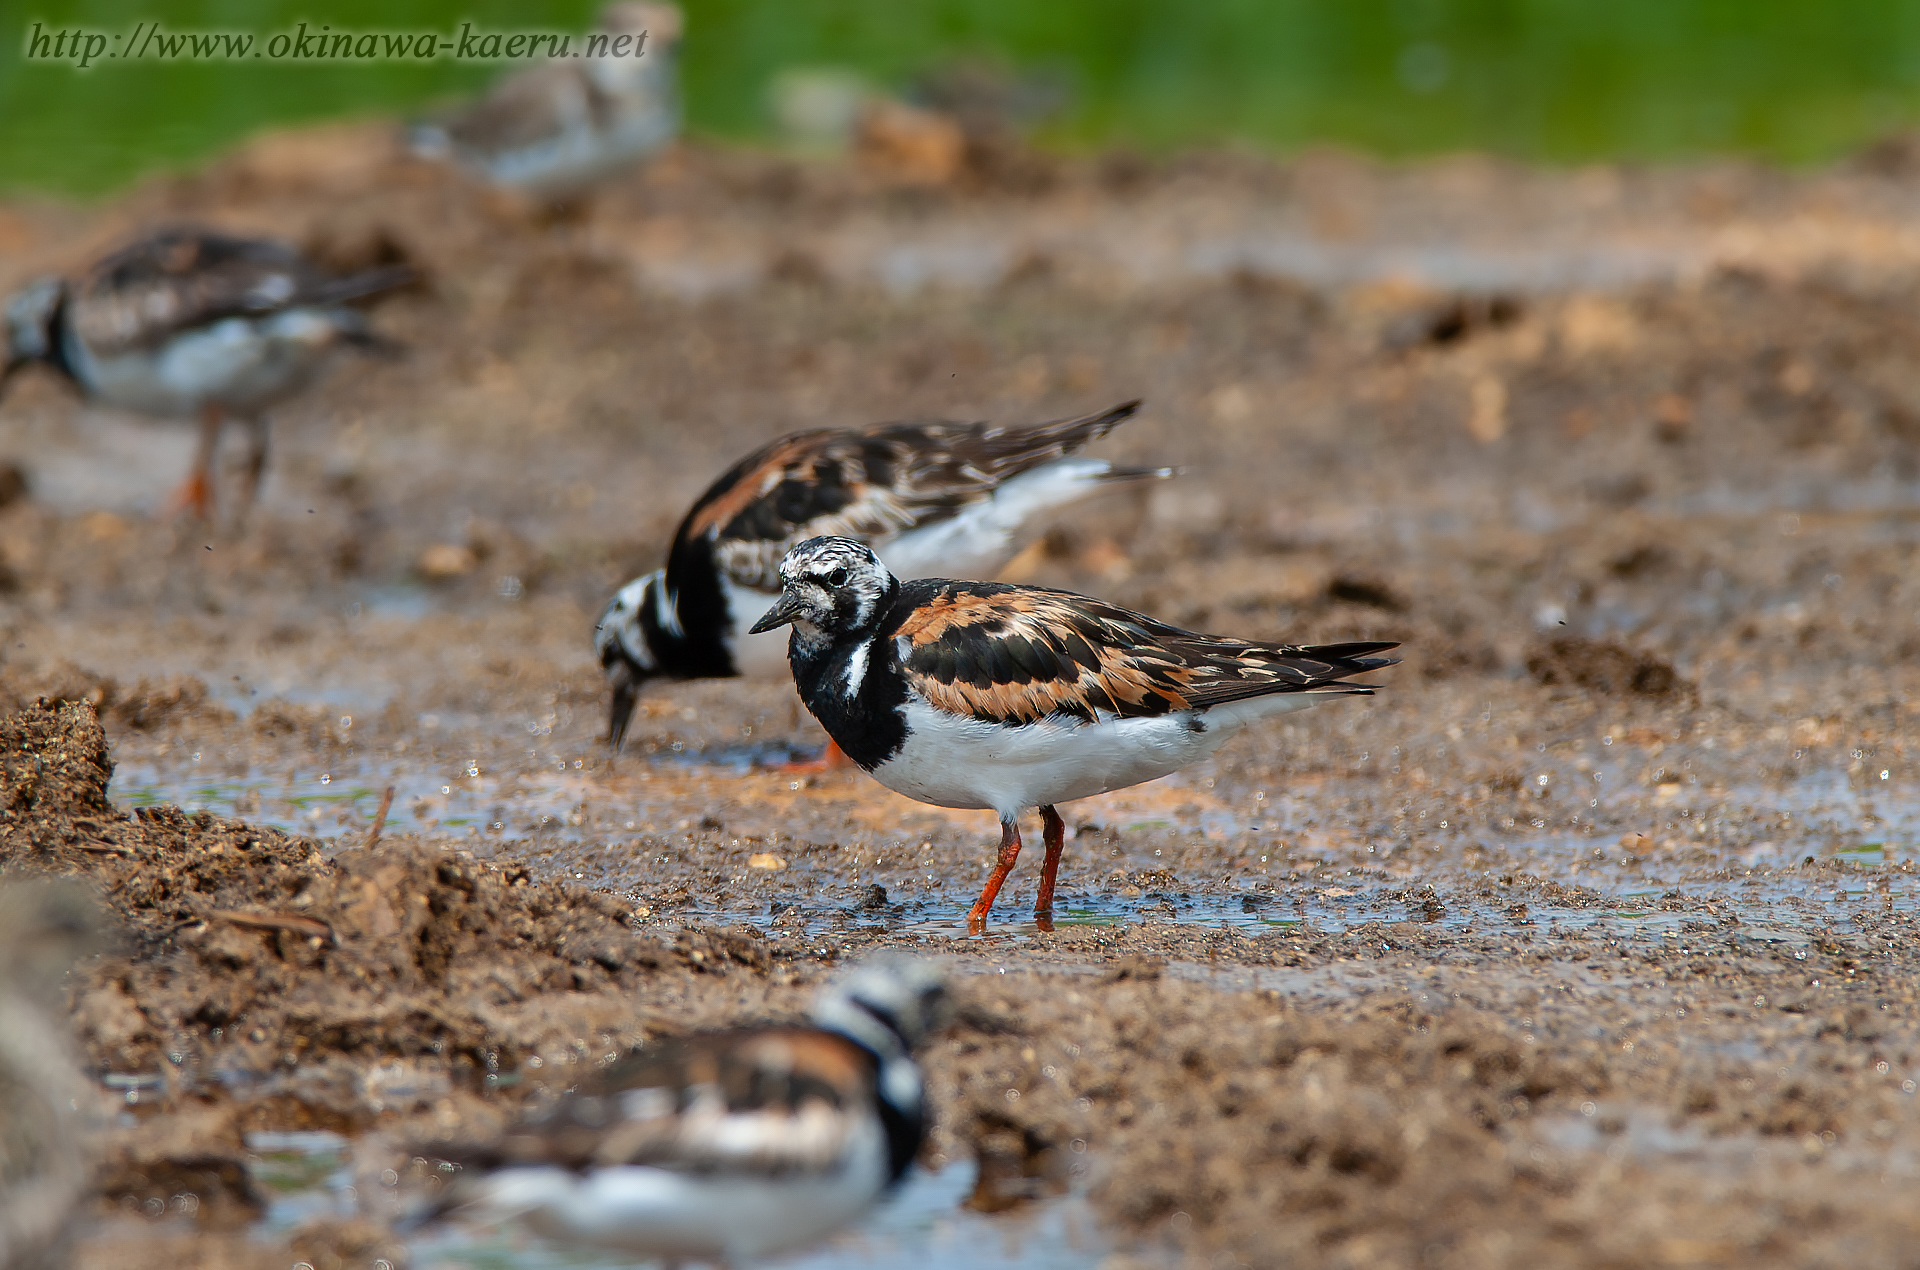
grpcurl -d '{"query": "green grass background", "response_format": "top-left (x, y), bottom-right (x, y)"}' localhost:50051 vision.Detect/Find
top-left (8, 0), bottom-right (1920, 196)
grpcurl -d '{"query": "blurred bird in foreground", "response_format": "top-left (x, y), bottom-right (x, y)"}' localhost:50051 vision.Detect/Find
top-left (1, 227), bottom-right (413, 522)
top-left (424, 958), bottom-right (948, 1266)
top-left (594, 400), bottom-right (1172, 756)
top-left (409, 3), bottom-right (683, 201)
top-left (0, 882), bottom-right (101, 1270)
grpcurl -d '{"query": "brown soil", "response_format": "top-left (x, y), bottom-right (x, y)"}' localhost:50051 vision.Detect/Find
top-left (1525, 636), bottom-right (1686, 700)
top-left (4, 126), bottom-right (1920, 1268)
top-left (0, 702), bottom-right (778, 1260)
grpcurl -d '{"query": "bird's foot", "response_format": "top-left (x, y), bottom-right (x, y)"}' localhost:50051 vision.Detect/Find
top-left (165, 470), bottom-right (216, 521)
top-left (778, 740), bottom-right (851, 774)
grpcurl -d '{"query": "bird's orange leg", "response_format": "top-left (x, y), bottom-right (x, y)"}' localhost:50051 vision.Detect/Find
top-left (167, 405), bottom-right (222, 519)
top-left (1034, 805), bottom-right (1067, 914)
top-left (780, 739), bottom-right (851, 773)
top-left (967, 818), bottom-right (1024, 932)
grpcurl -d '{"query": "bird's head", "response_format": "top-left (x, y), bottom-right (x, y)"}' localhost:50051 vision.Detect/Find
top-left (596, 570), bottom-right (665, 750)
top-left (747, 536), bottom-right (896, 647)
top-left (812, 956), bottom-right (951, 1057)
top-left (1, 277), bottom-right (65, 393)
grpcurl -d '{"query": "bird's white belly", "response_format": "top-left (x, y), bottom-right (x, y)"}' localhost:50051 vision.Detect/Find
top-left (475, 1121), bottom-right (887, 1259)
top-left (878, 457), bottom-right (1114, 580)
top-left (871, 693), bottom-right (1337, 817)
top-left (76, 311), bottom-right (341, 417)
top-left (871, 703), bottom-right (1227, 816)
top-left (494, 112), bottom-right (673, 193)
top-left (469, 73), bottom-right (676, 195)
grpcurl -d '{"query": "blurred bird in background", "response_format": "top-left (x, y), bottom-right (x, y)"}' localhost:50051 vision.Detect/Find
top-left (409, 3), bottom-right (684, 203)
top-left (0, 227), bottom-right (413, 524)
top-left (594, 401), bottom-right (1172, 755)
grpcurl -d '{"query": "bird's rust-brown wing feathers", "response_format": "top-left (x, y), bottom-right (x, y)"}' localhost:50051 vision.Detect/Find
top-left (68, 229), bottom-right (411, 357)
top-left (892, 582), bottom-right (1398, 725)
top-left (676, 401), bottom-right (1143, 592)
top-left (476, 1027), bottom-right (873, 1176)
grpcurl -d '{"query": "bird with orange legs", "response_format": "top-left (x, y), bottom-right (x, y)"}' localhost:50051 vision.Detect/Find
top-left (751, 536), bottom-right (1399, 930)
top-left (593, 401), bottom-right (1172, 765)
top-left (1, 227), bottom-right (411, 523)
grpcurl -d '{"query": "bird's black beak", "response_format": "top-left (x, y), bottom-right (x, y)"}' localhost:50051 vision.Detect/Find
top-left (605, 663), bottom-right (642, 752)
top-left (607, 682), bottom-right (638, 752)
top-left (747, 592), bottom-right (804, 635)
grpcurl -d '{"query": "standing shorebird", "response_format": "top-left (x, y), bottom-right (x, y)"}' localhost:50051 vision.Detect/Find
top-left (594, 400), bottom-right (1171, 753)
top-left (750, 537), bottom-right (1399, 928)
top-left (409, 3), bottom-right (683, 201)
top-left (0, 227), bottom-right (412, 521)
top-left (429, 958), bottom-right (947, 1264)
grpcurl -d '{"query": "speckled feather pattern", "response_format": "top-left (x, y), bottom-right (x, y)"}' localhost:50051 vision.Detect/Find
top-left (487, 1027), bottom-right (877, 1176)
top-left (434, 960), bottom-right (945, 1261)
top-left (65, 229), bottom-right (411, 357)
top-left (680, 401), bottom-right (1147, 593)
top-left (892, 582), bottom-right (1402, 726)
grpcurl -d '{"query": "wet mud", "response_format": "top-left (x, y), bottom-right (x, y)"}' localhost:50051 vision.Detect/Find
top-left (3, 128), bottom-right (1920, 1267)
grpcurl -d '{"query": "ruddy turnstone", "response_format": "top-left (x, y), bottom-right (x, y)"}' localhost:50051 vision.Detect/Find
top-left (409, 3), bottom-right (683, 200)
top-left (430, 958), bottom-right (947, 1264)
top-left (595, 400), bottom-right (1169, 750)
top-left (749, 537), bottom-right (1400, 927)
top-left (1, 227), bottom-right (412, 519)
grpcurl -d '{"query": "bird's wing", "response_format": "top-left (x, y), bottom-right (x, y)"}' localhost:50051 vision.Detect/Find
top-left (674, 401), bottom-right (1144, 593)
top-left (891, 581), bottom-right (1400, 725)
top-left (68, 229), bottom-right (410, 356)
top-left (486, 1028), bottom-right (873, 1177)
top-left (440, 61), bottom-right (595, 153)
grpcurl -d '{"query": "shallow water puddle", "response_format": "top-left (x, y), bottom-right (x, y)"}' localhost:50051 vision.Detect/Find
top-left (670, 870), bottom-right (1910, 946)
top-left (110, 761), bottom-right (620, 842)
top-left (248, 1129), bottom-right (360, 1233)
top-left (110, 750), bottom-right (1920, 952)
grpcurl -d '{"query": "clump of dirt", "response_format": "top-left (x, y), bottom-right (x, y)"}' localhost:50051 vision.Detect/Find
top-left (0, 700), bottom-right (771, 1236)
top-left (1524, 635), bottom-right (1685, 698)
top-left (904, 930), bottom-right (1920, 1270)
top-left (0, 698), bottom-right (118, 823)
top-left (1326, 573), bottom-right (1409, 612)
top-left (922, 971), bottom-right (1581, 1266)
top-left (1086, 995), bottom-right (1573, 1264)
top-left (0, 699), bottom-right (712, 1063)
top-left (0, 663), bottom-right (231, 734)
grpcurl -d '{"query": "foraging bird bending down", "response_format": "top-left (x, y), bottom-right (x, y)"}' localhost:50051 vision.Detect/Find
top-left (0, 227), bottom-right (413, 520)
top-left (430, 958), bottom-right (947, 1264)
top-left (750, 537), bottom-right (1400, 928)
top-left (409, 3), bottom-right (683, 200)
top-left (594, 400), bottom-right (1171, 752)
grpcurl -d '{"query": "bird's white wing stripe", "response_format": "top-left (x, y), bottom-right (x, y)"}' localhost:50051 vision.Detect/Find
top-left (879, 457), bottom-right (1119, 579)
top-left (840, 641), bottom-right (870, 698)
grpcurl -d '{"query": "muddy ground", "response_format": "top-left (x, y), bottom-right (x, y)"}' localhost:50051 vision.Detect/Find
top-left (4, 125), bottom-right (1920, 1268)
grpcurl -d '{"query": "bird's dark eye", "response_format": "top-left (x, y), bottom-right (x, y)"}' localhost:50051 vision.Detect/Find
top-left (826, 567), bottom-right (849, 587)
